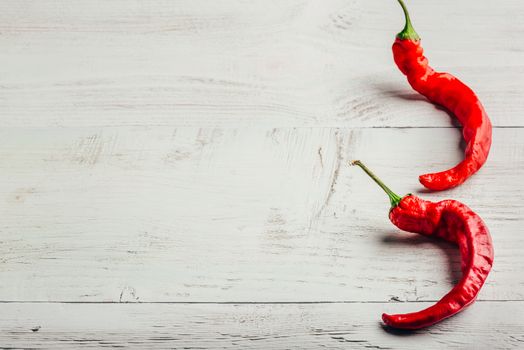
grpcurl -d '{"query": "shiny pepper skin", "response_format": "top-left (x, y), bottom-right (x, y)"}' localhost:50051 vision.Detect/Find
top-left (393, 25), bottom-right (492, 191)
top-left (384, 195), bottom-right (494, 329)
top-left (351, 160), bottom-right (494, 330)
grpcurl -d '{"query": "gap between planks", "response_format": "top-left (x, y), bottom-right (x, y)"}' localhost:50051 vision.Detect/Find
top-left (0, 300), bottom-right (522, 304)
top-left (4, 125), bottom-right (523, 129)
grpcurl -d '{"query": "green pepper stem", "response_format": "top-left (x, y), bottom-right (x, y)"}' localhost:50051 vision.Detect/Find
top-left (396, 0), bottom-right (420, 41)
top-left (351, 160), bottom-right (402, 208)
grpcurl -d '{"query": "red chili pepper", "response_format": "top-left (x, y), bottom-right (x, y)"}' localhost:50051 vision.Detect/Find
top-left (351, 160), bottom-right (494, 329)
top-left (392, 0), bottom-right (492, 191)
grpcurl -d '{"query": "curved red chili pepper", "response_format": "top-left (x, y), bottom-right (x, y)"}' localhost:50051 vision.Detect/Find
top-left (352, 160), bottom-right (494, 329)
top-left (393, 0), bottom-right (492, 191)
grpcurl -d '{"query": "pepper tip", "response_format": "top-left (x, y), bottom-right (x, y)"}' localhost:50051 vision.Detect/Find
top-left (382, 313), bottom-right (393, 326)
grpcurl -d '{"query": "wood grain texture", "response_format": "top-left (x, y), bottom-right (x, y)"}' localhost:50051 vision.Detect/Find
top-left (2, 0), bottom-right (523, 348)
top-left (3, 302), bottom-right (524, 349)
top-left (0, 127), bottom-right (522, 302)
top-left (0, 0), bottom-right (523, 127)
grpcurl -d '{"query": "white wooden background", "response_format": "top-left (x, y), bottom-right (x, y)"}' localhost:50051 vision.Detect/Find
top-left (1, 0), bottom-right (524, 348)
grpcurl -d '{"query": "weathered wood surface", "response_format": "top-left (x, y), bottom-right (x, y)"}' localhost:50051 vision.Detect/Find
top-left (2, 302), bottom-right (524, 349)
top-left (0, 127), bottom-right (523, 304)
top-left (1, 0), bottom-right (523, 127)
top-left (1, 0), bottom-right (523, 348)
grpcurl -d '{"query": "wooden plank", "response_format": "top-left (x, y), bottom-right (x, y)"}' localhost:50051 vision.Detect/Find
top-left (2, 0), bottom-right (522, 346)
top-left (1, 0), bottom-right (523, 127)
top-left (2, 302), bottom-right (523, 349)
top-left (0, 127), bottom-right (522, 302)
